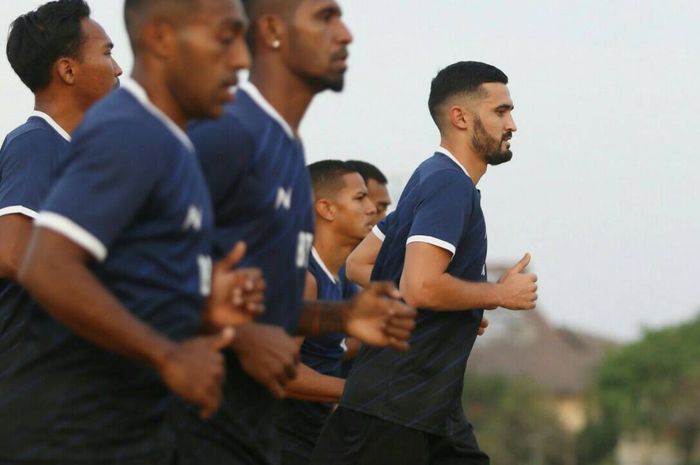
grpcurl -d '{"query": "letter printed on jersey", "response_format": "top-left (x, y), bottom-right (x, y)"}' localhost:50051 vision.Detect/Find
top-left (183, 205), bottom-right (203, 231)
top-left (275, 187), bottom-right (293, 210)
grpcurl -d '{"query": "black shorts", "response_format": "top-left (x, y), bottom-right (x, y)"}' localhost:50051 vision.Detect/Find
top-left (310, 407), bottom-right (490, 465)
top-left (171, 427), bottom-right (268, 465)
top-left (168, 401), bottom-right (279, 465)
top-left (277, 425), bottom-right (319, 465)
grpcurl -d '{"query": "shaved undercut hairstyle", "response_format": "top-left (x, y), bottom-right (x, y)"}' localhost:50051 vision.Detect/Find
top-left (308, 160), bottom-right (359, 200)
top-left (123, 0), bottom-right (200, 51)
top-left (345, 160), bottom-right (388, 186)
top-left (6, 0), bottom-right (91, 92)
top-left (240, 0), bottom-right (300, 52)
top-left (428, 61), bottom-right (508, 129)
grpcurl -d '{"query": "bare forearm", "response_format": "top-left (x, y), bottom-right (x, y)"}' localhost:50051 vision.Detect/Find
top-left (20, 258), bottom-right (175, 369)
top-left (402, 273), bottom-right (501, 311)
top-left (283, 363), bottom-right (344, 403)
top-left (345, 233), bottom-right (381, 288)
top-left (296, 300), bottom-right (351, 336)
top-left (0, 245), bottom-right (23, 280)
top-left (345, 262), bottom-right (373, 288)
top-left (0, 215), bottom-right (32, 280)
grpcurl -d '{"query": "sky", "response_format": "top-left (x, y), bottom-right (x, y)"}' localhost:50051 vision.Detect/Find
top-left (1, 0), bottom-right (698, 341)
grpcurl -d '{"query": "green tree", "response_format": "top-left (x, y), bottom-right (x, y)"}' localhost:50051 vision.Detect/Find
top-left (592, 314), bottom-right (700, 465)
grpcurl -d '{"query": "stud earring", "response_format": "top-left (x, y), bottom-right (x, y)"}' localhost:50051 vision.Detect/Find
top-left (271, 39), bottom-right (281, 49)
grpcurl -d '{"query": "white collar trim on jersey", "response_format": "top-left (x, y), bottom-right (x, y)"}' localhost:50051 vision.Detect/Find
top-left (120, 77), bottom-right (195, 153)
top-left (238, 80), bottom-right (295, 140)
top-left (436, 146), bottom-right (472, 179)
top-left (30, 111), bottom-right (71, 142)
top-left (311, 247), bottom-right (337, 284)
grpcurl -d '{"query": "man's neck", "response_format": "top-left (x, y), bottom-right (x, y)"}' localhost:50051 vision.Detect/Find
top-left (33, 91), bottom-right (83, 136)
top-left (249, 62), bottom-right (316, 136)
top-left (131, 66), bottom-right (187, 129)
top-left (313, 227), bottom-right (357, 278)
top-left (440, 139), bottom-right (487, 185)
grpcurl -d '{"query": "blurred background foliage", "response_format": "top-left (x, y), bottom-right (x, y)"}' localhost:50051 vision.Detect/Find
top-left (462, 312), bottom-right (700, 465)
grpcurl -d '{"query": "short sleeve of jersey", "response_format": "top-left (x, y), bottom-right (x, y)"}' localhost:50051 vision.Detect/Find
top-left (372, 212), bottom-right (395, 242)
top-left (0, 131), bottom-right (56, 218)
top-left (407, 169), bottom-right (473, 256)
top-left (37, 122), bottom-right (160, 261)
top-left (190, 115), bottom-right (254, 207)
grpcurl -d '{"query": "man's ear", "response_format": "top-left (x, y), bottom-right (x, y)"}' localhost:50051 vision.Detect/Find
top-left (315, 198), bottom-right (336, 222)
top-left (55, 57), bottom-right (77, 86)
top-left (141, 19), bottom-right (178, 60)
top-left (257, 13), bottom-right (287, 51)
top-left (448, 105), bottom-right (474, 132)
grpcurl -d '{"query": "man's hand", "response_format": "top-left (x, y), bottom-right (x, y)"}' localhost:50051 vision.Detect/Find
top-left (477, 317), bottom-right (489, 336)
top-left (496, 253), bottom-right (538, 310)
top-left (206, 242), bottom-right (266, 328)
top-left (157, 327), bottom-right (234, 419)
top-left (344, 282), bottom-right (417, 352)
top-left (231, 323), bottom-right (300, 399)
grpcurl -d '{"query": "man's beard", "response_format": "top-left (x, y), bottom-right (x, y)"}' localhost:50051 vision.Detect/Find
top-left (316, 74), bottom-right (345, 92)
top-left (472, 117), bottom-right (513, 166)
top-left (300, 70), bottom-right (345, 93)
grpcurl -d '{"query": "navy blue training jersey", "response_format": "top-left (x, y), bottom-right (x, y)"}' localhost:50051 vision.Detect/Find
top-left (0, 113), bottom-right (70, 368)
top-left (276, 248), bottom-right (359, 453)
top-left (173, 81), bottom-right (315, 465)
top-left (0, 112), bottom-right (70, 217)
top-left (302, 250), bottom-right (358, 376)
top-left (193, 81), bottom-right (314, 332)
top-left (341, 148), bottom-right (487, 437)
top-left (0, 79), bottom-right (214, 464)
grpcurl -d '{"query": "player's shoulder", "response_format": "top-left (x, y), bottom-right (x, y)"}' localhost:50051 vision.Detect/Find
top-left (230, 85), bottom-right (297, 146)
top-left (84, 89), bottom-right (161, 132)
top-left (304, 269), bottom-right (319, 300)
top-left (415, 154), bottom-right (474, 195)
top-left (76, 89), bottom-right (189, 155)
top-left (308, 250), bottom-right (339, 288)
top-left (0, 118), bottom-right (66, 165)
top-left (307, 252), bottom-right (325, 281)
top-left (233, 85), bottom-right (281, 131)
top-left (419, 152), bottom-right (469, 178)
top-left (81, 87), bottom-right (141, 125)
top-left (190, 100), bottom-right (257, 152)
top-left (2, 118), bottom-right (63, 148)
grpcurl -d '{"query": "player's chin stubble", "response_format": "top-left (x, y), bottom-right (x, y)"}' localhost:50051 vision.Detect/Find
top-left (472, 120), bottom-right (513, 166)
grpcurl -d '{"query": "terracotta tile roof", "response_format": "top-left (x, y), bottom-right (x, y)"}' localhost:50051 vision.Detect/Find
top-left (468, 309), bottom-right (618, 395)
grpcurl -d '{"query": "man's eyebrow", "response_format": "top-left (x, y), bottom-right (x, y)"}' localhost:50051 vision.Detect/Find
top-left (318, 4), bottom-right (343, 18)
top-left (222, 18), bottom-right (248, 33)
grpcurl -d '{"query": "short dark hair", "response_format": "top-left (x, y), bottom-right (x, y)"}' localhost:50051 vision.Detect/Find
top-left (345, 160), bottom-right (388, 185)
top-left (240, 0), bottom-right (300, 53)
top-left (124, 0), bottom-right (199, 51)
top-left (6, 0), bottom-right (91, 93)
top-left (308, 160), bottom-right (359, 198)
top-left (428, 61), bottom-right (508, 128)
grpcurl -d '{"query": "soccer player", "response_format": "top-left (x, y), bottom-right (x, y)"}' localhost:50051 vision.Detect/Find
top-left (4, 0), bottom-right (255, 462)
top-left (340, 160), bottom-right (489, 374)
top-left (311, 61), bottom-right (539, 465)
top-left (176, 1), bottom-right (416, 464)
top-left (275, 160), bottom-right (375, 465)
top-left (344, 160), bottom-right (392, 226)
top-left (0, 0), bottom-right (121, 321)
top-left (0, 1), bottom-right (122, 459)
top-left (341, 160), bottom-right (392, 366)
